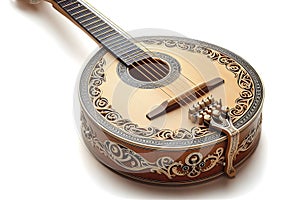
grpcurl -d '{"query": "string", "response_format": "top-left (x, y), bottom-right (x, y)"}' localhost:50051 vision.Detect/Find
top-left (63, 1), bottom-right (179, 84)
top-left (78, 0), bottom-right (211, 106)
top-left (61, 0), bottom-right (210, 107)
top-left (62, 0), bottom-right (207, 106)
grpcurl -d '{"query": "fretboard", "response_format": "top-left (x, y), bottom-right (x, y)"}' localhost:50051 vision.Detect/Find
top-left (53, 0), bottom-right (149, 66)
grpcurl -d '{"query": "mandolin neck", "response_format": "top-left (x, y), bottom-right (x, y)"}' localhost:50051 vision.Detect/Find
top-left (50, 0), bottom-right (149, 66)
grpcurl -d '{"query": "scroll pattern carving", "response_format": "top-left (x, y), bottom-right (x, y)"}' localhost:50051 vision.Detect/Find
top-left (143, 39), bottom-right (255, 123)
top-left (81, 112), bottom-right (224, 179)
top-left (88, 58), bottom-right (215, 140)
top-left (235, 114), bottom-right (262, 158)
top-left (81, 112), bottom-right (261, 179)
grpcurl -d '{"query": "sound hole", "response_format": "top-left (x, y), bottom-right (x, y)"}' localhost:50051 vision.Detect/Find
top-left (128, 58), bottom-right (170, 82)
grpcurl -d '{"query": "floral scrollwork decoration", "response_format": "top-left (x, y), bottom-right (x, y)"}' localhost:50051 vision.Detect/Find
top-left (87, 57), bottom-right (215, 140)
top-left (143, 39), bottom-right (256, 123)
top-left (81, 113), bottom-right (225, 179)
top-left (235, 114), bottom-right (262, 159)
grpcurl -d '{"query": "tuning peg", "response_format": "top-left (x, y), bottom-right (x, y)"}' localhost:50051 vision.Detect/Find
top-left (208, 95), bottom-right (214, 103)
top-left (212, 109), bottom-right (221, 117)
top-left (196, 114), bottom-right (204, 125)
top-left (188, 96), bottom-right (231, 127)
top-left (198, 101), bottom-right (205, 109)
top-left (203, 98), bottom-right (210, 106)
top-left (203, 114), bottom-right (211, 125)
top-left (215, 103), bottom-right (221, 110)
top-left (193, 102), bottom-right (200, 110)
top-left (212, 110), bottom-right (222, 123)
top-left (221, 106), bottom-right (229, 118)
top-left (188, 106), bottom-right (196, 115)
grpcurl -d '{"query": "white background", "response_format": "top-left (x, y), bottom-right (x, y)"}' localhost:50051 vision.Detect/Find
top-left (1, 0), bottom-right (299, 199)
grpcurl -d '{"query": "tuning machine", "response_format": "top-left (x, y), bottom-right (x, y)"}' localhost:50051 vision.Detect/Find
top-left (188, 96), bottom-right (229, 127)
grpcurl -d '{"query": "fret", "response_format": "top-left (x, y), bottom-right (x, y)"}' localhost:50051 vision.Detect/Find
top-left (71, 8), bottom-right (88, 16)
top-left (95, 29), bottom-right (118, 41)
top-left (118, 51), bottom-right (146, 62)
top-left (119, 48), bottom-right (141, 58)
top-left (108, 40), bottom-right (133, 51)
top-left (110, 44), bottom-right (138, 57)
top-left (119, 51), bottom-right (144, 63)
top-left (72, 9), bottom-right (91, 18)
top-left (66, 4), bottom-right (81, 12)
top-left (63, 4), bottom-right (79, 12)
top-left (120, 48), bottom-right (144, 59)
top-left (113, 44), bottom-right (139, 55)
top-left (79, 15), bottom-right (97, 24)
top-left (86, 22), bottom-right (108, 32)
top-left (123, 51), bottom-right (148, 62)
top-left (63, 4), bottom-right (81, 13)
top-left (91, 25), bottom-right (110, 35)
top-left (67, 6), bottom-right (84, 15)
top-left (75, 12), bottom-right (94, 20)
top-left (62, 1), bottom-right (78, 9)
top-left (85, 20), bottom-right (103, 29)
top-left (57, 0), bottom-right (68, 4)
top-left (103, 34), bottom-right (124, 45)
top-left (106, 34), bottom-right (128, 45)
top-left (102, 34), bottom-right (124, 45)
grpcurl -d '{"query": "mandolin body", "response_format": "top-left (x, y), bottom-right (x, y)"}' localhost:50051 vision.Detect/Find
top-left (79, 36), bottom-right (263, 185)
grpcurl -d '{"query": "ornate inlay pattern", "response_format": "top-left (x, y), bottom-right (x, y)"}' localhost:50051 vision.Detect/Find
top-left (143, 39), bottom-right (255, 123)
top-left (81, 112), bottom-right (261, 179)
top-left (113, 119), bottom-right (214, 140)
top-left (204, 49), bottom-right (254, 123)
top-left (81, 112), bottom-right (224, 179)
top-left (235, 114), bottom-right (262, 158)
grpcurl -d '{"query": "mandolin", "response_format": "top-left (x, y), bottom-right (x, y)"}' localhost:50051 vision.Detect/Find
top-left (28, 0), bottom-right (264, 185)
